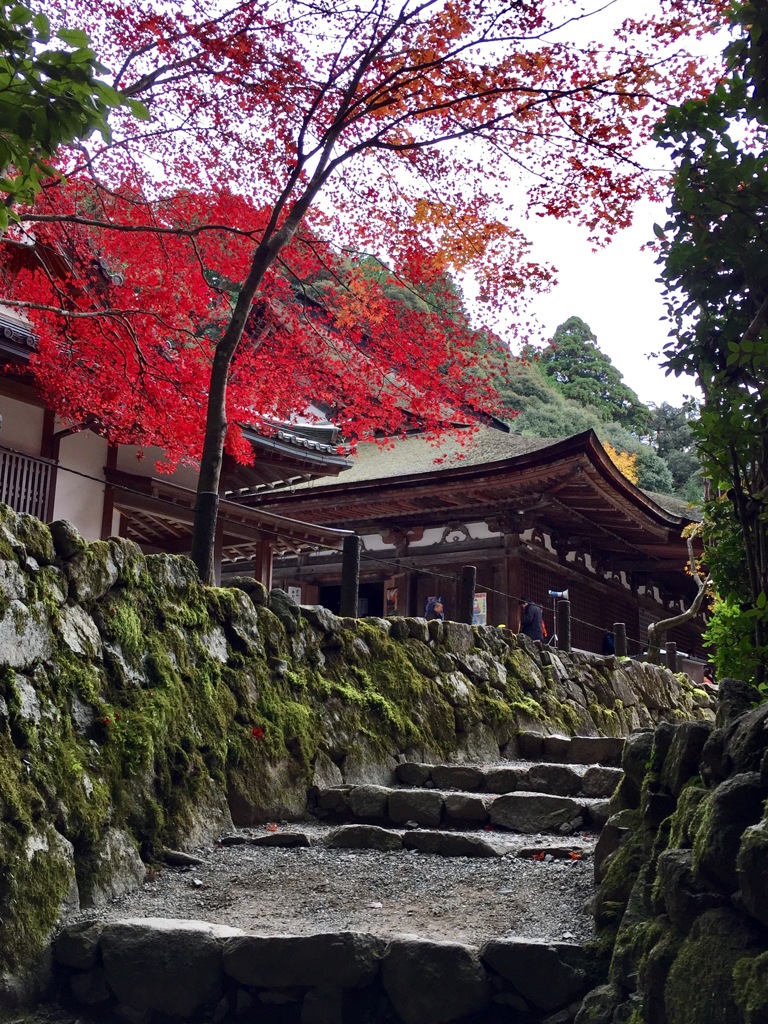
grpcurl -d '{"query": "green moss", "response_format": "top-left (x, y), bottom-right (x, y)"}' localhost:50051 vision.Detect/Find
top-left (593, 811), bottom-right (649, 939)
top-left (102, 600), bottom-right (145, 663)
top-left (734, 951), bottom-right (768, 1023)
top-left (0, 823), bottom-right (74, 973)
top-left (667, 778), bottom-right (708, 849)
top-left (665, 910), bottom-right (762, 1024)
top-left (14, 512), bottom-right (55, 564)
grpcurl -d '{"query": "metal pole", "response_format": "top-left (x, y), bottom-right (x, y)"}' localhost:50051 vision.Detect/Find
top-left (340, 535), bottom-right (362, 617)
top-left (460, 565), bottom-right (476, 625)
top-left (614, 622), bottom-right (627, 657)
top-left (557, 600), bottom-right (571, 652)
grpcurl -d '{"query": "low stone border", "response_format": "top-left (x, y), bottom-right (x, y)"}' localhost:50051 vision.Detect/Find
top-left (313, 784), bottom-right (611, 835)
top-left (394, 760), bottom-right (623, 797)
top-left (54, 918), bottom-right (604, 1024)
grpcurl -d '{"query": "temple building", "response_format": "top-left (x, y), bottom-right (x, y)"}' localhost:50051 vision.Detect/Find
top-left (257, 424), bottom-right (704, 659)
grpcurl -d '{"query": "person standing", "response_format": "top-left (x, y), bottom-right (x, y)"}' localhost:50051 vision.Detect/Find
top-left (520, 597), bottom-right (544, 641)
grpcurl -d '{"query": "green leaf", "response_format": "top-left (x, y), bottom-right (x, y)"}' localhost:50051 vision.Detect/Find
top-left (56, 27), bottom-right (91, 47)
top-left (126, 98), bottom-right (150, 121)
top-left (31, 11), bottom-right (50, 41)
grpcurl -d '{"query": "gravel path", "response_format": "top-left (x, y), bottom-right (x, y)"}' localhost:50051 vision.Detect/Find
top-left (68, 822), bottom-right (597, 949)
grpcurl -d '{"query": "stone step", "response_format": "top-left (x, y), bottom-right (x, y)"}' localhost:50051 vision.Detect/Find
top-left (311, 784), bottom-right (611, 835)
top-left (55, 919), bottom-right (602, 1024)
top-left (324, 824), bottom-right (592, 860)
top-left (395, 761), bottom-right (622, 798)
top-left (513, 732), bottom-right (625, 766)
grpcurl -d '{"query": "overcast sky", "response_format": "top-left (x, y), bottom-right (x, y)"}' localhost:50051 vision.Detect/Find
top-left (522, 201), bottom-right (697, 408)
top-left (499, 0), bottom-right (726, 410)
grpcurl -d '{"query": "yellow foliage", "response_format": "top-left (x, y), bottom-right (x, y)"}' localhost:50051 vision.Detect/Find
top-left (604, 442), bottom-right (639, 483)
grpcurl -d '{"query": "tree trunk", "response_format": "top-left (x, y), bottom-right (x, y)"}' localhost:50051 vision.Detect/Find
top-left (646, 536), bottom-right (710, 664)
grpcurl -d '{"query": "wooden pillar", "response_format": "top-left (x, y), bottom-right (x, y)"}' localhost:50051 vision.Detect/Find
top-left (557, 599), bottom-right (571, 652)
top-left (100, 445), bottom-right (118, 540)
top-left (505, 537), bottom-right (523, 630)
top-left (614, 622), bottom-right (627, 657)
top-left (340, 535), bottom-right (362, 617)
top-left (41, 408), bottom-right (58, 522)
top-left (459, 565), bottom-right (476, 625)
top-left (253, 540), bottom-right (273, 590)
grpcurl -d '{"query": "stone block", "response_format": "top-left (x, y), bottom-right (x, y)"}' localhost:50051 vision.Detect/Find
top-left (395, 762), bottom-right (433, 786)
top-left (431, 765), bottom-right (484, 791)
top-left (483, 767), bottom-right (523, 793)
top-left (347, 785), bottom-right (391, 822)
top-left (223, 932), bottom-right (384, 988)
top-left (101, 919), bottom-right (242, 1017)
top-left (656, 848), bottom-right (727, 931)
top-left (696, 772), bottom-right (765, 892)
top-left (55, 921), bottom-right (104, 970)
top-left (388, 789), bottom-right (444, 827)
top-left (482, 938), bottom-right (593, 1012)
top-left (737, 818), bottom-right (768, 928)
top-left (326, 825), bottom-right (403, 852)
top-left (660, 721), bottom-right (713, 797)
top-left (444, 792), bottom-right (491, 825)
top-left (382, 937), bottom-right (489, 1024)
top-left (527, 763), bottom-right (582, 796)
top-left (581, 766), bottom-right (623, 798)
top-left (568, 736), bottom-right (624, 766)
top-left (542, 736), bottom-right (573, 762)
top-left (489, 793), bottom-right (582, 834)
top-left (402, 831), bottom-right (500, 858)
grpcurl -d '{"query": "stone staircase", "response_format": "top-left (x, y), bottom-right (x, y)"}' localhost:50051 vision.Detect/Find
top-left (53, 733), bottom-right (627, 1024)
top-left (308, 733), bottom-right (624, 861)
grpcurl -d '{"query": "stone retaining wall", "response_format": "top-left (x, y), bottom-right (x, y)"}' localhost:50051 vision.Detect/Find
top-left (55, 917), bottom-right (604, 1024)
top-left (578, 679), bottom-right (768, 1024)
top-left (0, 503), bottom-right (714, 1001)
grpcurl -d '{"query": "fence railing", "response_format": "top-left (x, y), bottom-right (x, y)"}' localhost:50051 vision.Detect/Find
top-left (0, 447), bottom-right (53, 520)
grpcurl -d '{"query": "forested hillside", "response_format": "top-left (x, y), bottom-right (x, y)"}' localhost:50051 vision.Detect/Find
top-left (491, 316), bottom-right (703, 501)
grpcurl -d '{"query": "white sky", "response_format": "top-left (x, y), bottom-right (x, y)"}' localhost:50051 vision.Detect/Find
top-left (521, 201), bottom-right (697, 407)
top-left (495, 0), bottom-right (728, 410)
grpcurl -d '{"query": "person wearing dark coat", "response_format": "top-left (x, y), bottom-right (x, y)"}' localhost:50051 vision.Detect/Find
top-left (520, 598), bottom-right (544, 641)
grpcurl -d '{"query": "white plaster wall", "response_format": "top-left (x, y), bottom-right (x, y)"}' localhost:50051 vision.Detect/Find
top-left (361, 533), bottom-right (395, 552)
top-left (116, 444), bottom-right (200, 491)
top-left (407, 521), bottom-right (500, 549)
top-left (0, 395), bottom-right (44, 454)
top-left (53, 431), bottom-right (109, 540)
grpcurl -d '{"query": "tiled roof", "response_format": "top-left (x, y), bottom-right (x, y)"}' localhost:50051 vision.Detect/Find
top-left (276, 427), bottom-right (562, 490)
top-left (640, 488), bottom-right (703, 521)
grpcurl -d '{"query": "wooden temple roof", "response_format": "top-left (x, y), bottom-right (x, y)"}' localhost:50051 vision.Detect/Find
top-left (105, 468), bottom-right (352, 565)
top-left (257, 427), bottom-right (699, 576)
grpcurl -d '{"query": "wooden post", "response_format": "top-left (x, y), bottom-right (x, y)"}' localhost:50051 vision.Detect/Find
top-left (340, 535), bottom-right (362, 617)
top-left (557, 599), bottom-right (571, 652)
top-left (666, 641), bottom-right (678, 673)
top-left (460, 565), bottom-right (476, 624)
top-left (614, 622), bottom-right (627, 657)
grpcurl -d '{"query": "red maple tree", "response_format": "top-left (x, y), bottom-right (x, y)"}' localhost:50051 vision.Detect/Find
top-left (1, 0), bottom-right (727, 582)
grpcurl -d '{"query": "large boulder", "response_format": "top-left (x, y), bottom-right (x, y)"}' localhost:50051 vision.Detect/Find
top-left (737, 818), bottom-right (768, 929)
top-left (694, 773), bottom-right (765, 892)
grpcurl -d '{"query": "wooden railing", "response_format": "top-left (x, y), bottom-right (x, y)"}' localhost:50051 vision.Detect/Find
top-left (0, 447), bottom-right (53, 520)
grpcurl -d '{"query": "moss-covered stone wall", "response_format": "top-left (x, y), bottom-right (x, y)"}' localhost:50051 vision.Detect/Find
top-left (0, 503), bottom-right (712, 1000)
top-left (579, 680), bottom-right (768, 1024)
